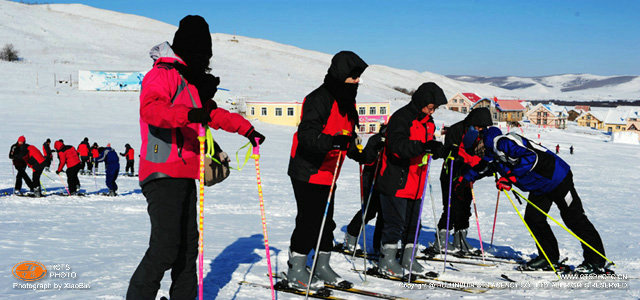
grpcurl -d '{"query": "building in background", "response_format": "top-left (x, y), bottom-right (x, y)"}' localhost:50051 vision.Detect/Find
top-left (471, 97), bottom-right (526, 125)
top-left (356, 102), bottom-right (390, 133)
top-left (446, 92), bottom-right (481, 113)
top-left (575, 111), bottom-right (606, 129)
top-left (245, 100), bottom-right (390, 133)
top-left (525, 103), bottom-right (568, 129)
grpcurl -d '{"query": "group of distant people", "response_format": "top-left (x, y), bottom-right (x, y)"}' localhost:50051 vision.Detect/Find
top-left (8, 136), bottom-right (136, 197)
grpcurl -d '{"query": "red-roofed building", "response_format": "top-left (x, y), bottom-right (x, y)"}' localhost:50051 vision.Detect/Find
top-left (471, 97), bottom-right (527, 125)
top-left (446, 92), bottom-right (481, 113)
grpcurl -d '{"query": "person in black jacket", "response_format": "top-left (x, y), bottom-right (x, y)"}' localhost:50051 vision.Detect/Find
top-left (340, 124), bottom-right (387, 255)
top-left (42, 138), bottom-right (53, 172)
top-left (9, 136), bottom-right (33, 194)
top-left (286, 51), bottom-right (367, 290)
top-left (427, 107), bottom-right (493, 254)
top-left (375, 82), bottom-right (447, 276)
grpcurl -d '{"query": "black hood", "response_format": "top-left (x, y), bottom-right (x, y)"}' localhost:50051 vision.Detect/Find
top-left (327, 51), bottom-right (368, 82)
top-left (409, 82), bottom-right (447, 113)
top-left (172, 15), bottom-right (212, 73)
top-left (463, 107), bottom-right (493, 127)
top-left (323, 51), bottom-right (368, 123)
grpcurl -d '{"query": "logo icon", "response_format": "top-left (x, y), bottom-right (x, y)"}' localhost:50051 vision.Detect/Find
top-left (12, 261), bottom-right (47, 281)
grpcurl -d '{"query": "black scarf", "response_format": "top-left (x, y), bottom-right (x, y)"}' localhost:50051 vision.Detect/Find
top-left (173, 62), bottom-right (220, 108)
top-left (323, 74), bottom-right (359, 124)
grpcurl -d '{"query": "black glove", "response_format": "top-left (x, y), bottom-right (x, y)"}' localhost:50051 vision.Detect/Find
top-left (332, 135), bottom-right (351, 151)
top-left (56, 170), bottom-right (61, 175)
top-left (187, 108), bottom-right (211, 124)
top-left (425, 140), bottom-right (444, 159)
top-left (245, 127), bottom-right (265, 147)
top-left (454, 177), bottom-right (471, 191)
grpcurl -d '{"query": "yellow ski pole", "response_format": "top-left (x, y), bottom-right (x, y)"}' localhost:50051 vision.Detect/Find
top-left (197, 125), bottom-right (206, 300)
top-left (503, 190), bottom-right (560, 279)
top-left (512, 190), bottom-right (615, 266)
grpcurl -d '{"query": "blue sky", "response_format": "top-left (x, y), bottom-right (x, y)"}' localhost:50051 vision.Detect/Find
top-left (38, 0), bottom-right (639, 77)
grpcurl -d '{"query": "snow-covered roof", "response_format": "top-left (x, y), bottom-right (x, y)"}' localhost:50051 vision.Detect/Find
top-left (462, 93), bottom-right (481, 102)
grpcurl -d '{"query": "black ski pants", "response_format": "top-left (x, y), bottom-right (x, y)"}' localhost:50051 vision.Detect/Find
top-left (80, 156), bottom-right (90, 171)
top-left (379, 194), bottom-right (422, 246)
top-left (66, 165), bottom-right (81, 194)
top-left (346, 190), bottom-right (384, 253)
top-left (290, 178), bottom-right (336, 254)
top-left (126, 159), bottom-right (135, 175)
top-left (438, 167), bottom-right (472, 231)
top-left (525, 172), bottom-right (606, 266)
top-left (14, 165), bottom-right (33, 191)
top-left (127, 178), bottom-right (198, 300)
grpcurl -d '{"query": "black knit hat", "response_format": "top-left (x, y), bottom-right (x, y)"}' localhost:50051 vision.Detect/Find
top-left (172, 15), bottom-right (212, 60)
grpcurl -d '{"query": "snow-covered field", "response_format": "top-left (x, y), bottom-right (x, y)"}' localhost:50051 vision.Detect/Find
top-left (1, 1), bottom-right (639, 299)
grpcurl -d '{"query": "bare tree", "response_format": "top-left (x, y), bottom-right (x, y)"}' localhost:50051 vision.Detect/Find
top-left (0, 44), bottom-right (20, 62)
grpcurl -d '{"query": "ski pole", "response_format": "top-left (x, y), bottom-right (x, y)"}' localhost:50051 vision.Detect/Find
top-left (443, 156), bottom-right (454, 273)
top-left (306, 150), bottom-right (343, 299)
top-left (197, 125), bottom-right (206, 300)
top-left (489, 190), bottom-right (500, 248)
top-left (355, 143), bottom-right (367, 281)
top-left (512, 190), bottom-right (615, 266)
top-left (353, 150), bottom-right (383, 280)
top-left (503, 190), bottom-right (560, 279)
top-left (409, 154), bottom-right (431, 279)
top-left (57, 173), bottom-right (70, 195)
top-left (428, 167), bottom-right (441, 255)
top-left (251, 138), bottom-right (275, 300)
top-left (470, 187), bottom-right (485, 263)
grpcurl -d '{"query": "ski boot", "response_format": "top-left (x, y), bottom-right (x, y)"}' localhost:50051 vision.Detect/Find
top-left (378, 244), bottom-right (405, 277)
top-left (286, 250), bottom-right (322, 290)
top-left (342, 233), bottom-right (358, 253)
top-left (107, 190), bottom-right (117, 196)
top-left (315, 251), bottom-right (352, 288)
top-left (401, 243), bottom-right (426, 275)
top-left (33, 186), bottom-right (42, 198)
top-left (518, 256), bottom-right (567, 272)
top-left (425, 229), bottom-right (452, 255)
top-left (13, 189), bottom-right (21, 195)
top-left (452, 229), bottom-right (475, 255)
top-left (573, 261), bottom-right (615, 275)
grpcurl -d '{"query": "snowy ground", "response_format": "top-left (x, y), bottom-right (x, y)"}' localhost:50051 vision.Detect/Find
top-left (1, 90), bottom-right (639, 299)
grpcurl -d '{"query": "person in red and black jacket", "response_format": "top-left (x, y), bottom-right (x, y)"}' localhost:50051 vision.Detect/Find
top-left (127, 16), bottom-right (264, 300)
top-left (54, 140), bottom-right (81, 194)
top-left (15, 142), bottom-right (47, 197)
top-left (77, 137), bottom-right (91, 175)
top-left (286, 51), bottom-right (368, 289)
top-left (427, 107), bottom-right (493, 255)
top-left (375, 82), bottom-right (447, 277)
top-left (9, 136), bottom-right (33, 194)
top-left (90, 143), bottom-right (100, 174)
top-left (42, 138), bottom-right (53, 172)
top-left (120, 144), bottom-right (135, 176)
top-left (341, 124), bottom-right (387, 255)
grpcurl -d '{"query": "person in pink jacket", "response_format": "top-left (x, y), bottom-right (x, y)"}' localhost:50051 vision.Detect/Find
top-left (127, 15), bottom-right (264, 300)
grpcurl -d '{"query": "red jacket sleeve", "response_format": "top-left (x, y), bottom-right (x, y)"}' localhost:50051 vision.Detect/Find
top-left (57, 151), bottom-right (66, 172)
top-left (208, 107), bottom-right (253, 136)
top-left (139, 68), bottom-right (191, 129)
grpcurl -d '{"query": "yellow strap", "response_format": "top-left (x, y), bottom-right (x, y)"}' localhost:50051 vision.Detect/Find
top-left (512, 190), bottom-right (615, 266)
top-left (503, 190), bottom-right (560, 279)
top-left (419, 154), bottom-right (431, 166)
top-left (204, 128), bottom-right (252, 171)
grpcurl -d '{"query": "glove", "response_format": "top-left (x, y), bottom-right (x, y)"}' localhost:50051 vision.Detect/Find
top-left (56, 170), bottom-right (61, 175)
top-left (244, 127), bottom-right (265, 147)
top-left (332, 135), bottom-right (351, 151)
top-left (187, 108), bottom-right (211, 124)
top-left (496, 176), bottom-right (515, 191)
top-left (425, 140), bottom-right (444, 159)
top-left (454, 177), bottom-right (471, 191)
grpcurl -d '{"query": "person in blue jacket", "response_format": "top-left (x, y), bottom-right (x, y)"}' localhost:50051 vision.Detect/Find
top-left (95, 143), bottom-right (120, 196)
top-left (461, 127), bottom-right (610, 275)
